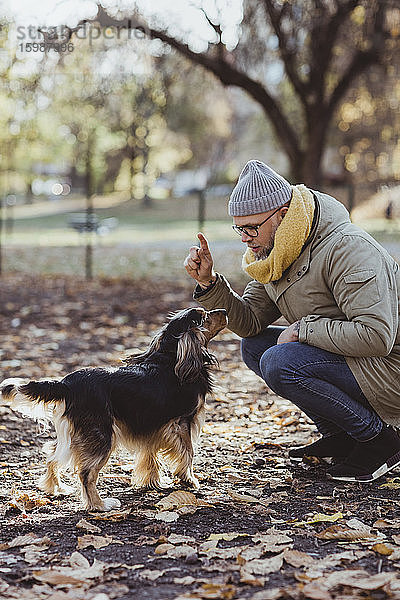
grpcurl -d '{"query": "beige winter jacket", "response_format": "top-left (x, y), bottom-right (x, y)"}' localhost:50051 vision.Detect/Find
top-left (196, 191), bottom-right (400, 426)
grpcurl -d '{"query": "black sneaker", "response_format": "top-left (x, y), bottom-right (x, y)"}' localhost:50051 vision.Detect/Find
top-left (289, 431), bottom-right (356, 463)
top-left (327, 426), bottom-right (400, 482)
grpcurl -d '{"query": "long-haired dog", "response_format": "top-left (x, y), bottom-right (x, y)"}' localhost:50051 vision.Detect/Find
top-left (0, 308), bottom-right (227, 511)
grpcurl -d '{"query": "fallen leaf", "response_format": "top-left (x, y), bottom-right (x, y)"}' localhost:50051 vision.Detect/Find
top-left (155, 543), bottom-right (174, 555)
top-left (23, 544), bottom-right (52, 565)
top-left (168, 533), bottom-right (196, 545)
top-left (139, 569), bottom-right (165, 581)
top-left (8, 491), bottom-right (51, 513)
top-left (173, 576), bottom-right (196, 585)
top-left (89, 508), bottom-right (131, 521)
top-left (307, 550), bottom-right (370, 573)
top-left (69, 552), bottom-right (90, 569)
top-left (251, 530), bottom-right (293, 549)
top-left (32, 572), bottom-right (85, 586)
top-left (156, 491), bottom-right (210, 511)
top-left (226, 489), bottom-right (258, 503)
top-left (301, 581), bottom-right (333, 600)
top-left (195, 583), bottom-right (236, 599)
top-left (208, 532), bottom-right (249, 542)
top-left (371, 543), bottom-right (394, 556)
top-left (76, 519), bottom-right (101, 534)
top-left (155, 511), bottom-right (179, 522)
top-left (249, 589), bottom-right (288, 600)
top-left (177, 504), bottom-right (203, 516)
top-left (373, 518), bottom-right (391, 528)
top-left (0, 533), bottom-right (51, 551)
top-left (379, 477), bottom-right (400, 489)
top-left (238, 546), bottom-right (266, 562)
top-left (316, 519), bottom-right (380, 541)
top-left (283, 548), bottom-right (315, 568)
top-left (239, 570), bottom-right (265, 586)
top-left (198, 541), bottom-right (242, 560)
top-left (77, 534), bottom-right (117, 550)
top-left (33, 559), bottom-right (105, 585)
top-left (292, 512), bottom-right (343, 527)
top-left (316, 569), bottom-right (397, 591)
top-left (166, 544), bottom-right (197, 560)
top-left (239, 553), bottom-right (284, 575)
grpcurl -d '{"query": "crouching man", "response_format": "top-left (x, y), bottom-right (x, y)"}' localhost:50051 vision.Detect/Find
top-left (184, 159), bottom-right (400, 482)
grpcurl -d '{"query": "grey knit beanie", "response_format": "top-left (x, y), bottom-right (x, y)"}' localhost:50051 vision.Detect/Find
top-left (228, 160), bottom-right (292, 216)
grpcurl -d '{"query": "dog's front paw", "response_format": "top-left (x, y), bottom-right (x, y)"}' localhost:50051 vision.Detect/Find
top-left (101, 497), bottom-right (121, 511)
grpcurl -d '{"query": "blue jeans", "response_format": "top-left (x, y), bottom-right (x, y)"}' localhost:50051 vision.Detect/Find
top-left (241, 327), bottom-right (383, 441)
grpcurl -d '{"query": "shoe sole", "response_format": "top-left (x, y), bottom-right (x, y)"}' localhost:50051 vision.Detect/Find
top-left (328, 451), bottom-right (400, 483)
top-left (289, 455), bottom-right (347, 463)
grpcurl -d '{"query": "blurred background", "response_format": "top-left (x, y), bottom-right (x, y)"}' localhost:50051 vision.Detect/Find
top-left (0, 0), bottom-right (399, 281)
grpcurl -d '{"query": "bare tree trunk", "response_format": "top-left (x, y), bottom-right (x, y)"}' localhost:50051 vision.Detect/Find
top-left (85, 131), bottom-right (95, 281)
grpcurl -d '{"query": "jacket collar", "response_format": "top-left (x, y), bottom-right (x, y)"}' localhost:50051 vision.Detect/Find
top-left (272, 191), bottom-right (351, 300)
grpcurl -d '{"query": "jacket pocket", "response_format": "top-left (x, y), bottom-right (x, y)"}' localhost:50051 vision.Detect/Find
top-left (343, 269), bottom-right (380, 309)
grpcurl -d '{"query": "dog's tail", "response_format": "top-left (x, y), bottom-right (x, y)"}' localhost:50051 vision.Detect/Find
top-left (0, 377), bottom-right (69, 421)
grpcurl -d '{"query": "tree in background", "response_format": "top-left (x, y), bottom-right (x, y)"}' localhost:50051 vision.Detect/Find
top-left (1, 22), bottom-right (232, 202)
top-left (90, 0), bottom-right (400, 188)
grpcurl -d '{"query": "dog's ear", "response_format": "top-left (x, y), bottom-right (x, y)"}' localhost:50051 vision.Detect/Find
top-left (124, 328), bottom-right (164, 364)
top-left (175, 329), bottom-right (205, 383)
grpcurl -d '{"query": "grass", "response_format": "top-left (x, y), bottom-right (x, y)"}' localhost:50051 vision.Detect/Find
top-left (2, 191), bottom-right (400, 280)
top-left (0, 192), bottom-right (249, 281)
top-left (3, 193), bottom-right (238, 245)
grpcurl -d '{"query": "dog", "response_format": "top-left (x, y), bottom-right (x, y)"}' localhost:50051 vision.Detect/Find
top-left (0, 307), bottom-right (227, 511)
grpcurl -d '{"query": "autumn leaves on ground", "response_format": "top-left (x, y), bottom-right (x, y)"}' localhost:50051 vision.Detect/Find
top-left (1, 274), bottom-right (400, 600)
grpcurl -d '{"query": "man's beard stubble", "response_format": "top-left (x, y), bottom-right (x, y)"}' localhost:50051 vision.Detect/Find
top-left (254, 224), bottom-right (278, 261)
top-left (255, 247), bottom-right (272, 260)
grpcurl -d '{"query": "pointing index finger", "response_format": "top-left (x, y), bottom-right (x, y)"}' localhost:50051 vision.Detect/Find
top-left (197, 232), bottom-right (211, 255)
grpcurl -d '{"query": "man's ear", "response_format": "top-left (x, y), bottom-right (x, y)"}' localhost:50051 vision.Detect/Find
top-left (280, 206), bottom-right (289, 219)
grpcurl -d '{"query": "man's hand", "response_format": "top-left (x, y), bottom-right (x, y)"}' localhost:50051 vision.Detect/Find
top-left (184, 233), bottom-right (216, 288)
top-left (277, 321), bottom-right (300, 344)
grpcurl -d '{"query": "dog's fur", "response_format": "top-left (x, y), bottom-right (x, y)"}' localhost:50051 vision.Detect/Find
top-left (0, 308), bottom-right (227, 511)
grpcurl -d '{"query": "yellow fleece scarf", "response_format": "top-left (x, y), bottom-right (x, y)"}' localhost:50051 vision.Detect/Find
top-left (242, 184), bottom-right (315, 284)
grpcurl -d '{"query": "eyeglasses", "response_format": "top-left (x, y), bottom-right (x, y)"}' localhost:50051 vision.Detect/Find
top-left (232, 207), bottom-right (281, 238)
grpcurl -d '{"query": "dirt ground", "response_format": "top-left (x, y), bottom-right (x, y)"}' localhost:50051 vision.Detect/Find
top-left (1, 274), bottom-right (400, 600)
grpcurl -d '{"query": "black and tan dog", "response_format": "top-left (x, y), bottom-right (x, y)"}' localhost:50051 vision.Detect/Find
top-left (0, 308), bottom-right (227, 511)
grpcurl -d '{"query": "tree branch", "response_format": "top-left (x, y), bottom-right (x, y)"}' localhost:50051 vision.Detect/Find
top-left (326, 1), bottom-right (386, 115)
top-left (198, 7), bottom-right (225, 61)
top-left (308, 0), bottom-right (359, 100)
top-left (145, 23), bottom-right (301, 166)
top-left (262, 0), bottom-right (308, 103)
top-left (327, 48), bottom-right (380, 115)
top-left (65, 5), bottom-right (302, 168)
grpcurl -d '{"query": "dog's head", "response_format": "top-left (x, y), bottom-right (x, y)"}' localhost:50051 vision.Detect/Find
top-left (167, 308), bottom-right (227, 383)
top-left (165, 308), bottom-right (228, 344)
top-left (125, 308), bottom-right (227, 384)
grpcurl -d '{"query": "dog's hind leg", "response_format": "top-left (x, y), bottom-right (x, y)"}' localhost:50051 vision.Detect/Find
top-left (38, 408), bottom-right (75, 496)
top-left (39, 441), bottom-right (74, 496)
top-left (76, 453), bottom-right (121, 511)
top-left (72, 431), bottom-right (121, 511)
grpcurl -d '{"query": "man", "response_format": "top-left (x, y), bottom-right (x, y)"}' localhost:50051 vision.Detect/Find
top-left (184, 159), bottom-right (400, 483)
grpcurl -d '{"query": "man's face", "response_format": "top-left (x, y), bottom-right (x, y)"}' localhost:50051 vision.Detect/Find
top-left (233, 206), bottom-right (288, 260)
